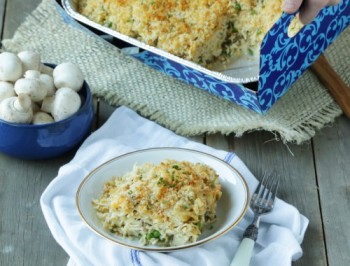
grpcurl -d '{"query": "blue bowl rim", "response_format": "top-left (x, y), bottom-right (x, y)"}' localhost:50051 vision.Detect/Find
top-left (0, 63), bottom-right (92, 128)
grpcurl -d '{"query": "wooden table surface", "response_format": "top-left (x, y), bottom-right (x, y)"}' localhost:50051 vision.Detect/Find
top-left (1, 1), bottom-right (349, 265)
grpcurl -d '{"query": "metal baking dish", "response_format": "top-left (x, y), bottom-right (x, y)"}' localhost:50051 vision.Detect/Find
top-left (58, 0), bottom-right (350, 114)
top-left (61, 0), bottom-right (260, 84)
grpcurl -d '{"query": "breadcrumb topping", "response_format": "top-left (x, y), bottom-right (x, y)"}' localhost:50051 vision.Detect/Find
top-left (93, 159), bottom-right (222, 246)
top-left (78, 0), bottom-right (302, 67)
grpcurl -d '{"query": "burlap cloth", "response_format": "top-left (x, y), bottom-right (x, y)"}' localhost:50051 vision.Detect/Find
top-left (2, 0), bottom-right (349, 144)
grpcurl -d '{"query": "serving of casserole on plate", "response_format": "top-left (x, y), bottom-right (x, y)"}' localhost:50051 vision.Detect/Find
top-left (93, 159), bottom-right (222, 247)
top-left (76, 148), bottom-right (249, 251)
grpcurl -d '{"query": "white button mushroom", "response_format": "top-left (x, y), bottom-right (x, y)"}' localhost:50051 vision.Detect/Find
top-left (41, 95), bottom-right (55, 114)
top-left (0, 93), bottom-right (33, 123)
top-left (0, 81), bottom-right (15, 102)
top-left (53, 62), bottom-right (84, 92)
top-left (51, 87), bottom-right (81, 121)
top-left (0, 52), bottom-right (23, 82)
top-left (40, 74), bottom-right (56, 96)
top-left (17, 50), bottom-right (41, 72)
top-left (18, 51), bottom-right (54, 76)
top-left (32, 111), bottom-right (54, 124)
top-left (14, 70), bottom-right (48, 102)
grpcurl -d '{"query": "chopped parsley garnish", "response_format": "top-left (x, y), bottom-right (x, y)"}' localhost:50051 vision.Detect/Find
top-left (228, 21), bottom-right (238, 33)
top-left (157, 177), bottom-right (165, 185)
top-left (172, 165), bottom-right (181, 170)
top-left (233, 2), bottom-right (242, 11)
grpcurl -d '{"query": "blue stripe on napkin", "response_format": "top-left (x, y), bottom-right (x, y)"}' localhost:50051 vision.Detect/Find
top-left (131, 249), bottom-right (142, 266)
top-left (224, 152), bottom-right (236, 164)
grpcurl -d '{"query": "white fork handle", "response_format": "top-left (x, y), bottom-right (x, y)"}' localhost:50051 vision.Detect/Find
top-left (230, 238), bottom-right (255, 266)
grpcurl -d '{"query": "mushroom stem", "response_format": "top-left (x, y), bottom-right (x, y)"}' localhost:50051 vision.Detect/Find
top-left (0, 94), bottom-right (33, 123)
top-left (14, 93), bottom-right (32, 112)
top-left (18, 51), bottom-right (41, 72)
top-left (40, 64), bottom-right (54, 76)
top-left (14, 70), bottom-right (48, 102)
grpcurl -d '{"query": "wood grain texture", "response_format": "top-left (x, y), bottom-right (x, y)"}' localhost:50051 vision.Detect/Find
top-left (1, 0), bottom-right (349, 265)
top-left (311, 54), bottom-right (350, 118)
top-left (206, 132), bottom-right (328, 266)
top-left (0, 0), bottom-right (70, 265)
top-left (0, 0), bottom-right (5, 38)
top-left (0, 154), bottom-right (72, 265)
top-left (313, 116), bottom-right (350, 266)
top-left (2, 0), bottom-right (42, 39)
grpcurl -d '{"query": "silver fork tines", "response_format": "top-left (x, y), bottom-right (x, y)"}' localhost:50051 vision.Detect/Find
top-left (230, 173), bottom-right (280, 266)
top-left (251, 173), bottom-right (279, 215)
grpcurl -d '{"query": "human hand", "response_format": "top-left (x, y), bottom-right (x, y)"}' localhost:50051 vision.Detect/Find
top-left (283, 0), bottom-right (341, 24)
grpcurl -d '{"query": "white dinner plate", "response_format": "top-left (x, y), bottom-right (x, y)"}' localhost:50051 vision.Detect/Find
top-left (76, 147), bottom-right (249, 251)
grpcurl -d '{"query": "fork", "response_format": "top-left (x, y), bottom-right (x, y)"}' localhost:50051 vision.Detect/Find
top-left (230, 173), bottom-right (280, 266)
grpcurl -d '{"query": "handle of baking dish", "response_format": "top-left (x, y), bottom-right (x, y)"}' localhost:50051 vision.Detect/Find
top-left (257, 0), bottom-right (350, 113)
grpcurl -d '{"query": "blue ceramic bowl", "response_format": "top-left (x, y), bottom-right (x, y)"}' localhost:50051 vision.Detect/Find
top-left (0, 64), bottom-right (94, 160)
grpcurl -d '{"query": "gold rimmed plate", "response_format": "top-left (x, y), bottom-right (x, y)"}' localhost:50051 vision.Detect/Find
top-left (76, 147), bottom-right (249, 252)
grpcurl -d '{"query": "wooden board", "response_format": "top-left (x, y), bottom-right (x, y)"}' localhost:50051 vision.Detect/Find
top-left (1, 0), bottom-right (349, 265)
top-left (0, 0), bottom-right (70, 265)
top-left (0, 154), bottom-right (72, 265)
top-left (313, 116), bottom-right (350, 266)
top-left (0, 0), bottom-right (5, 38)
top-left (207, 132), bottom-right (328, 265)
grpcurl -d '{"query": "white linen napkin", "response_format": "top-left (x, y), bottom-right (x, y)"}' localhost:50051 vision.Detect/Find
top-left (40, 106), bottom-right (309, 266)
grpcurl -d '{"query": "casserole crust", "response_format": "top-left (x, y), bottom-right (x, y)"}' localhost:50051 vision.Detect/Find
top-left (78, 0), bottom-right (301, 67)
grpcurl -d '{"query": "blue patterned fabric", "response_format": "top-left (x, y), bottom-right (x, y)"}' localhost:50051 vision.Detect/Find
top-left (133, 2), bottom-right (349, 114)
top-left (258, 1), bottom-right (350, 112)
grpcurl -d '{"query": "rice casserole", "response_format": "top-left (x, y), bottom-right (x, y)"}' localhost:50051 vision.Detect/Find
top-left (92, 159), bottom-right (222, 246)
top-left (78, 0), bottom-right (302, 68)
